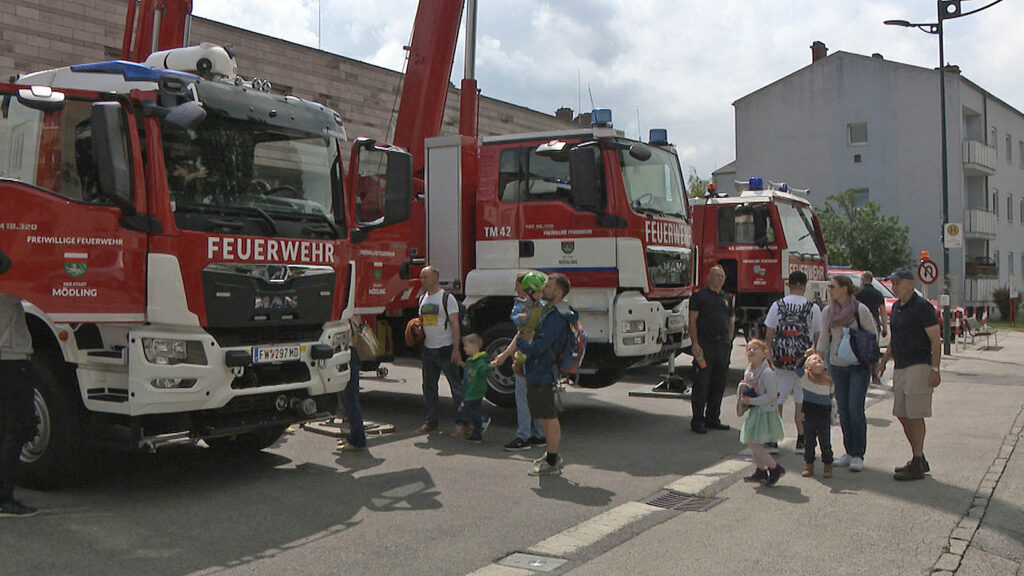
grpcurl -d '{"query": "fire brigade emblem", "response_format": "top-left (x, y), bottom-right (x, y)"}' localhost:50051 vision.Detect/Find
top-left (373, 268), bottom-right (383, 281)
top-left (63, 253), bottom-right (88, 278)
top-left (561, 241), bottom-right (575, 255)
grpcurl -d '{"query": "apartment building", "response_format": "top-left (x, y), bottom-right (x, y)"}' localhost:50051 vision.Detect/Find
top-left (714, 42), bottom-right (1024, 310)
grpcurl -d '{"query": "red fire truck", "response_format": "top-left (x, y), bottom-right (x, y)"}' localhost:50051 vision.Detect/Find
top-left (692, 177), bottom-right (829, 339)
top-left (0, 0), bottom-right (412, 486)
top-left (352, 0), bottom-right (695, 405)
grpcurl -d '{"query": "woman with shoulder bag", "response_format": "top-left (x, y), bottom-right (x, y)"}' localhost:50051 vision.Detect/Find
top-left (814, 275), bottom-right (877, 472)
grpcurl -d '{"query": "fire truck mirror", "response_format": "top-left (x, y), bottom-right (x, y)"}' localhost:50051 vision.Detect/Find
top-left (16, 86), bottom-right (66, 112)
top-left (163, 101), bottom-right (207, 131)
top-left (569, 147), bottom-right (604, 212)
top-left (382, 149), bottom-right (413, 225)
top-left (90, 102), bottom-right (133, 211)
top-left (627, 143), bottom-right (652, 161)
top-left (753, 204), bottom-right (770, 248)
top-left (0, 249), bottom-right (11, 275)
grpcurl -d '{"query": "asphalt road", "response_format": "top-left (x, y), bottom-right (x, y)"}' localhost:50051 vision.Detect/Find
top-left (1, 347), bottom-right (752, 576)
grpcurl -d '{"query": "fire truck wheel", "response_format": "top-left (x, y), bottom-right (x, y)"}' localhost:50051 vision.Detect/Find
top-left (482, 322), bottom-right (517, 408)
top-left (20, 354), bottom-right (85, 489)
top-left (204, 425), bottom-right (289, 453)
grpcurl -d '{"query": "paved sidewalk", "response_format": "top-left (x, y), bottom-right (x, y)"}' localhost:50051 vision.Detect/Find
top-left (560, 332), bottom-right (1024, 576)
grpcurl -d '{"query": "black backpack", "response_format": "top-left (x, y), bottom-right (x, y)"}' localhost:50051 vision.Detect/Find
top-left (771, 299), bottom-right (814, 369)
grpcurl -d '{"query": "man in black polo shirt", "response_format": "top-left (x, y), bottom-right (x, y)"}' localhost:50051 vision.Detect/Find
top-left (877, 268), bottom-right (941, 481)
top-left (856, 272), bottom-right (889, 384)
top-left (688, 265), bottom-right (735, 433)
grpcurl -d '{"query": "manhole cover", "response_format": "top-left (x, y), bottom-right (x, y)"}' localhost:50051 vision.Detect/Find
top-left (498, 553), bottom-right (567, 573)
top-left (641, 489), bottom-right (725, 512)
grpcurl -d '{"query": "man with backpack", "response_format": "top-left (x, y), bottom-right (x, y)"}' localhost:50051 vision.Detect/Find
top-left (764, 271), bottom-right (822, 453)
top-left (515, 273), bottom-right (576, 476)
top-left (415, 266), bottom-right (470, 436)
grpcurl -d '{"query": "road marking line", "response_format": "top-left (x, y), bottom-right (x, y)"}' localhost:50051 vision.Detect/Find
top-left (466, 564), bottom-right (535, 576)
top-left (528, 501), bottom-right (659, 557)
top-left (665, 458), bottom-right (752, 498)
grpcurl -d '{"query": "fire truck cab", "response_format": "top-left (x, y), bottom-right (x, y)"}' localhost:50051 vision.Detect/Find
top-left (0, 48), bottom-right (412, 485)
top-left (692, 178), bottom-right (828, 339)
top-left (421, 118), bottom-right (694, 401)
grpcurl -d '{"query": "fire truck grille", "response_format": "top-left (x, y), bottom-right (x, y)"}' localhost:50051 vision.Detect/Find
top-left (206, 325), bottom-right (323, 347)
top-left (231, 362), bottom-right (312, 389)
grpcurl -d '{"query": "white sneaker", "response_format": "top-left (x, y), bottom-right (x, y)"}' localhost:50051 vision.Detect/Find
top-left (850, 456), bottom-right (864, 472)
top-left (834, 454), bottom-right (853, 467)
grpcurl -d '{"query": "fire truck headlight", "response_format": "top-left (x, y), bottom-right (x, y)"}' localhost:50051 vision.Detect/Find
top-left (142, 338), bottom-right (208, 366)
top-left (150, 378), bottom-right (197, 389)
top-left (622, 335), bottom-right (646, 346)
top-left (621, 320), bottom-right (646, 334)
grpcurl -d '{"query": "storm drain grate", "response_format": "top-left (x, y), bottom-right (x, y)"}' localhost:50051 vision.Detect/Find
top-left (641, 489), bottom-right (726, 512)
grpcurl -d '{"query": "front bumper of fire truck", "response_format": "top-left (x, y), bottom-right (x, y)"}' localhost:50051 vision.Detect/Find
top-left (612, 291), bottom-right (690, 358)
top-left (119, 320), bottom-right (351, 418)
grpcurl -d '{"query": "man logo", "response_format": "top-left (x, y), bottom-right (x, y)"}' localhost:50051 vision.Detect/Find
top-left (561, 241), bottom-right (575, 255)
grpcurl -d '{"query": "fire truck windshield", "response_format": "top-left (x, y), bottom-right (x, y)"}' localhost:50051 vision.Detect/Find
top-left (163, 116), bottom-right (341, 239)
top-left (776, 201), bottom-right (824, 259)
top-left (618, 145), bottom-right (687, 219)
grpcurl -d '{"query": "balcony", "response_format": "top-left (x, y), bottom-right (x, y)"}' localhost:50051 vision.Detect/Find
top-left (965, 209), bottom-right (997, 238)
top-left (965, 256), bottom-right (998, 278)
top-left (963, 139), bottom-right (997, 175)
top-left (965, 277), bottom-right (1000, 303)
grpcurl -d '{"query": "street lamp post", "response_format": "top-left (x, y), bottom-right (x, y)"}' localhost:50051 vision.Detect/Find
top-left (885, 0), bottom-right (1004, 355)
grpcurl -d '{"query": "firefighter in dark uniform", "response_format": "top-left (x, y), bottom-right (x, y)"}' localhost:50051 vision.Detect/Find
top-left (688, 265), bottom-right (735, 433)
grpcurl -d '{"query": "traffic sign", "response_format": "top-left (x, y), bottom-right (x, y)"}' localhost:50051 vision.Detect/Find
top-left (918, 259), bottom-right (938, 285)
top-left (944, 222), bottom-right (963, 249)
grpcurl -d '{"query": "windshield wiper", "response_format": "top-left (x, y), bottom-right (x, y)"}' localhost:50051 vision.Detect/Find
top-left (175, 202), bottom-right (278, 235)
top-left (295, 210), bottom-right (339, 238)
top-left (633, 205), bottom-right (669, 218)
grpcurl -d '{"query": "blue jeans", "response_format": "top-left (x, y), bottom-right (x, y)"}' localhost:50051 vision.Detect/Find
top-left (338, 350), bottom-right (366, 447)
top-left (422, 345), bottom-right (466, 427)
top-left (458, 399), bottom-right (487, 437)
top-left (829, 363), bottom-right (870, 458)
top-left (514, 375), bottom-right (544, 441)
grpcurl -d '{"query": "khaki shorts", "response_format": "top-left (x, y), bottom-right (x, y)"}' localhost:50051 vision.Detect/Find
top-left (527, 382), bottom-right (558, 419)
top-left (892, 364), bottom-right (934, 419)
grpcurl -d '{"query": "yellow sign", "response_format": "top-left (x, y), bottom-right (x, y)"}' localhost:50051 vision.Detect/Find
top-left (944, 222), bottom-right (963, 249)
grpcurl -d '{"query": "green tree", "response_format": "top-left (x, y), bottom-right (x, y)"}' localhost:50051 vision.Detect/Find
top-left (817, 188), bottom-right (911, 276)
top-left (685, 167), bottom-right (709, 199)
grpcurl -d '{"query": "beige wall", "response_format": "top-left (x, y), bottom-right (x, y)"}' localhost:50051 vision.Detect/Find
top-left (0, 0), bottom-right (570, 147)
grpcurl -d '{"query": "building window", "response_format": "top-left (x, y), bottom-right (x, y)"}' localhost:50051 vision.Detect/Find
top-left (1020, 199), bottom-right (1024, 223)
top-left (1007, 134), bottom-right (1013, 164)
top-left (993, 190), bottom-right (999, 217)
top-left (1019, 140), bottom-right (1024, 168)
top-left (1009, 194), bottom-right (1014, 223)
top-left (852, 188), bottom-right (870, 207)
top-left (848, 122), bottom-right (868, 145)
top-left (1010, 252), bottom-right (1015, 277)
top-left (991, 127), bottom-right (998, 152)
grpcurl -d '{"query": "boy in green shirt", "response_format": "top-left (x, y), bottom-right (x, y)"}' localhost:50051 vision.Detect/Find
top-left (459, 334), bottom-right (492, 442)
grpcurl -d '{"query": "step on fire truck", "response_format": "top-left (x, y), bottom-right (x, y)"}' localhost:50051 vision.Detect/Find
top-left (691, 177), bottom-right (829, 340)
top-left (0, 0), bottom-right (412, 486)
top-left (348, 0), bottom-right (696, 406)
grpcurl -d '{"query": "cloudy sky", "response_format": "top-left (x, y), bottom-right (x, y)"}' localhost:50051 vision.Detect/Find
top-left (192, 0), bottom-right (1022, 178)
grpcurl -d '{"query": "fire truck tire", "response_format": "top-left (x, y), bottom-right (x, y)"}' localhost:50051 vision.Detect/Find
top-left (19, 354), bottom-right (85, 489)
top-left (204, 425), bottom-right (288, 453)
top-left (482, 322), bottom-right (517, 408)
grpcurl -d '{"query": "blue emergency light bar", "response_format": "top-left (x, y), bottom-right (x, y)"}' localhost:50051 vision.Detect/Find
top-left (590, 108), bottom-right (613, 128)
top-left (748, 176), bottom-right (764, 191)
top-left (649, 128), bottom-right (668, 146)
